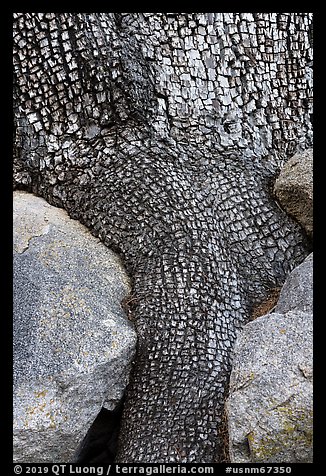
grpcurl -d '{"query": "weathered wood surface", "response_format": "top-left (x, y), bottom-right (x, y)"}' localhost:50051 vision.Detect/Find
top-left (13, 13), bottom-right (312, 462)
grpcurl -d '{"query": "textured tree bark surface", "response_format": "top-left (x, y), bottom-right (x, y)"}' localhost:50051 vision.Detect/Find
top-left (13, 13), bottom-right (313, 463)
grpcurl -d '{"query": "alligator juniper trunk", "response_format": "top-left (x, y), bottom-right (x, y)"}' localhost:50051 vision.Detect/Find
top-left (13, 13), bottom-right (313, 462)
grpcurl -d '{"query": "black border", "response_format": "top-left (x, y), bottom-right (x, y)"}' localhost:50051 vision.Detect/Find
top-left (6, 5), bottom-right (320, 472)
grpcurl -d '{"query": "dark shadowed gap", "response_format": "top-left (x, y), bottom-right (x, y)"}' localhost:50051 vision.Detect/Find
top-left (74, 396), bottom-right (125, 464)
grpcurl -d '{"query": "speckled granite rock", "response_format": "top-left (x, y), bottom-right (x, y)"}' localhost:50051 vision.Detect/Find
top-left (275, 253), bottom-right (313, 314)
top-left (226, 255), bottom-right (313, 463)
top-left (13, 191), bottom-right (136, 463)
top-left (274, 149), bottom-right (313, 238)
top-left (226, 311), bottom-right (313, 463)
